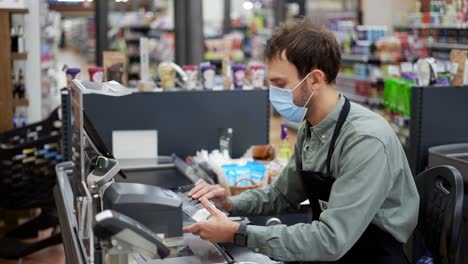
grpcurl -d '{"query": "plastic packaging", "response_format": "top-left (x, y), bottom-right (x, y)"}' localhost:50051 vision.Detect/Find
top-left (88, 67), bottom-right (104, 83)
top-left (183, 65), bottom-right (198, 90)
top-left (277, 124), bottom-right (292, 166)
top-left (222, 58), bottom-right (232, 90)
top-left (219, 128), bottom-right (233, 158)
top-left (201, 65), bottom-right (216, 89)
top-left (159, 62), bottom-right (176, 90)
top-left (250, 65), bottom-right (265, 89)
top-left (66, 68), bottom-right (81, 89)
top-left (232, 64), bottom-right (246, 89)
top-left (221, 161), bottom-right (266, 187)
top-left (383, 77), bottom-right (414, 116)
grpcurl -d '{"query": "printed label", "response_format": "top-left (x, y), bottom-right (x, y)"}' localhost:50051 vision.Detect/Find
top-left (318, 199), bottom-right (329, 211)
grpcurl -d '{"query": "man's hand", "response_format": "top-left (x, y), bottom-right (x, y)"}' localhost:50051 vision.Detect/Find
top-left (183, 198), bottom-right (240, 243)
top-left (188, 179), bottom-right (233, 212)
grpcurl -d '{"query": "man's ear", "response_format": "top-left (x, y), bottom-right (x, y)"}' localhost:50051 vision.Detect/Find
top-left (306, 69), bottom-right (326, 92)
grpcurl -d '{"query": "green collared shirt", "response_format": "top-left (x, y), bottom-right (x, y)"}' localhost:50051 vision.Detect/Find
top-left (229, 95), bottom-right (420, 262)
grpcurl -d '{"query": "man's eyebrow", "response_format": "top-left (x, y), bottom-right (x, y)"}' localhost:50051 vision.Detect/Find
top-left (269, 77), bottom-right (287, 82)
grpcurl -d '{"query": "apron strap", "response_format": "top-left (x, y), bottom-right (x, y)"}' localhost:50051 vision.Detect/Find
top-left (325, 97), bottom-right (350, 177)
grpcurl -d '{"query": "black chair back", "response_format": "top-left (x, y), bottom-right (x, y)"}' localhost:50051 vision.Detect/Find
top-left (415, 165), bottom-right (464, 264)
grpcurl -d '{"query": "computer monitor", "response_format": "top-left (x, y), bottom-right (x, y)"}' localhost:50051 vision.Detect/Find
top-left (70, 80), bottom-right (130, 192)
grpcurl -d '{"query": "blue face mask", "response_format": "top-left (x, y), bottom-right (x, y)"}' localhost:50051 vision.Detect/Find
top-left (269, 73), bottom-right (315, 123)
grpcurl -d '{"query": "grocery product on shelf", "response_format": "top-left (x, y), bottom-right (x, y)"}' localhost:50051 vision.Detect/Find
top-left (250, 64), bottom-right (266, 89)
top-left (205, 32), bottom-right (245, 62)
top-left (158, 62), bottom-right (176, 91)
top-left (183, 65), bottom-right (199, 90)
top-left (108, 9), bottom-right (175, 86)
top-left (232, 64), bottom-right (246, 90)
top-left (88, 67), bottom-right (104, 83)
top-left (40, 2), bottom-right (60, 119)
top-left (201, 64), bottom-right (216, 90)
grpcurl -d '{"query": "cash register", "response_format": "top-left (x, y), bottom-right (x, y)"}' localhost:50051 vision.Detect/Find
top-left (54, 79), bottom-right (277, 264)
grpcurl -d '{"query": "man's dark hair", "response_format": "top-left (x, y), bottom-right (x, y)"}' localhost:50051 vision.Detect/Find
top-left (264, 18), bottom-right (341, 84)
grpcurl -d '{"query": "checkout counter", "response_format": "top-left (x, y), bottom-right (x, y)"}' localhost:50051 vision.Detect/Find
top-left (54, 80), bottom-right (288, 263)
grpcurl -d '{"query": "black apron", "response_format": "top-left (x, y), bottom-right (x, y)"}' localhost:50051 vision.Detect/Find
top-left (296, 98), bottom-right (408, 264)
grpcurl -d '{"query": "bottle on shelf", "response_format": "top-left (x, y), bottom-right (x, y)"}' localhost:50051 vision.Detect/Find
top-left (11, 26), bottom-right (18, 52)
top-left (17, 25), bottom-right (25, 53)
top-left (11, 73), bottom-right (16, 98)
top-left (17, 68), bottom-right (26, 99)
top-left (13, 113), bottom-right (17, 128)
top-left (20, 114), bottom-right (26, 127)
top-left (277, 123), bottom-right (292, 166)
top-left (219, 128), bottom-right (233, 158)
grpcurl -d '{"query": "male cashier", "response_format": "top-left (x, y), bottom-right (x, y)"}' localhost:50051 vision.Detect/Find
top-left (184, 19), bottom-right (420, 263)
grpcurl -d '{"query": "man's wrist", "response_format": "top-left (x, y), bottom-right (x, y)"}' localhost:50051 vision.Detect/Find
top-left (233, 221), bottom-right (249, 246)
top-left (224, 199), bottom-right (234, 212)
top-left (230, 222), bottom-right (240, 242)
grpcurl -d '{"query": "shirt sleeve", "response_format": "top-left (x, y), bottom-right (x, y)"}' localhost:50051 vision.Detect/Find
top-left (244, 136), bottom-right (394, 262)
top-left (229, 150), bottom-right (308, 216)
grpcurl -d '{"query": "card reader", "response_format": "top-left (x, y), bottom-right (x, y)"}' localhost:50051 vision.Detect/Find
top-left (94, 210), bottom-right (170, 259)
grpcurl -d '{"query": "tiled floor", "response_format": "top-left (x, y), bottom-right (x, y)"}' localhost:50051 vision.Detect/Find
top-left (0, 49), bottom-right (297, 263)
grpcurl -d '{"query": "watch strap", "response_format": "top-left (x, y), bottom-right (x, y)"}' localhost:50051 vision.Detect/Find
top-left (238, 221), bottom-right (248, 235)
top-left (234, 221), bottom-right (249, 246)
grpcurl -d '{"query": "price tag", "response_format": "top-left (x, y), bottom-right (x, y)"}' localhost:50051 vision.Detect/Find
top-left (388, 65), bottom-right (401, 76)
top-left (400, 62), bottom-right (414, 73)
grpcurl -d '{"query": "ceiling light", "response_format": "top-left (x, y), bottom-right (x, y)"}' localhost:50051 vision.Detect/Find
top-left (242, 1), bottom-right (253, 10)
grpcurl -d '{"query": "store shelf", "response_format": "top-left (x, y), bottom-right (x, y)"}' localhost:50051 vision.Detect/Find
top-left (426, 42), bottom-right (468, 50)
top-left (340, 91), bottom-right (368, 104)
top-left (127, 54), bottom-right (140, 59)
top-left (337, 73), bottom-right (383, 83)
top-left (125, 37), bottom-right (141, 42)
top-left (14, 98), bottom-right (29, 107)
top-left (11, 52), bottom-right (27, 60)
top-left (395, 24), bottom-right (468, 30)
top-left (124, 24), bottom-right (151, 30)
top-left (341, 54), bottom-right (370, 62)
top-left (0, 8), bottom-right (28, 14)
top-left (341, 54), bottom-right (396, 64)
top-left (231, 25), bottom-right (248, 31)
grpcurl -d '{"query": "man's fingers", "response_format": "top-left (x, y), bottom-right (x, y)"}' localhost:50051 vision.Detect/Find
top-left (200, 197), bottom-right (219, 216)
top-left (188, 182), bottom-right (207, 196)
top-left (199, 231), bottom-right (209, 240)
top-left (183, 223), bottom-right (200, 233)
top-left (188, 181), bottom-right (208, 196)
top-left (202, 187), bottom-right (225, 200)
top-left (195, 179), bottom-right (205, 186)
top-left (191, 185), bottom-right (217, 199)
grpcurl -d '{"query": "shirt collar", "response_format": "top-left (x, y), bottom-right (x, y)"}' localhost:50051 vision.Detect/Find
top-left (305, 94), bottom-right (345, 142)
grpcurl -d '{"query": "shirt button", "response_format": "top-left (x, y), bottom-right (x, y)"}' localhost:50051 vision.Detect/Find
top-left (321, 135), bottom-right (326, 139)
top-left (255, 248), bottom-right (260, 253)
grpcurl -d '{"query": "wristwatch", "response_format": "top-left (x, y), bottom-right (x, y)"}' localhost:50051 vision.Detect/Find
top-left (234, 222), bottom-right (249, 247)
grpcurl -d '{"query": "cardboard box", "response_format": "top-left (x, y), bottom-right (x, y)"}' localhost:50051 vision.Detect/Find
top-left (450, 49), bottom-right (468, 86)
top-left (103, 51), bottom-right (127, 86)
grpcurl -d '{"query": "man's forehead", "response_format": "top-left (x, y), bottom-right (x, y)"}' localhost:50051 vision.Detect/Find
top-left (267, 52), bottom-right (295, 78)
top-left (267, 50), bottom-right (289, 65)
